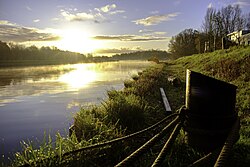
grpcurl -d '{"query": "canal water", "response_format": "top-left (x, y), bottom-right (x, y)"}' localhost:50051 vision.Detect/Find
top-left (0, 60), bottom-right (153, 159)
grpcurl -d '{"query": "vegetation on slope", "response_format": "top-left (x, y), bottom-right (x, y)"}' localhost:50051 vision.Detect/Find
top-left (9, 46), bottom-right (250, 166)
top-left (164, 45), bottom-right (250, 166)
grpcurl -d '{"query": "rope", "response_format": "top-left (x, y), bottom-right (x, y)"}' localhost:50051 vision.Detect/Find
top-left (189, 116), bottom-right (240, 167)
top-left (151, 123), bottom-right (182, 167)
top-left (214, 116), bottom-right (240, 167)
top-left (63, 113), bottom-right (179, 156)
top-left (151, 106), bottom-right (186, 167)
top-left (19, 113), bottom-right (179, 167)
top-left (188, 147), bottom-right (221, 167)
top-left (115, 116), bottom-right (180, 167)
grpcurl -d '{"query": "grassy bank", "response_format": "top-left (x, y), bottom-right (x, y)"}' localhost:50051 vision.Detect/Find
top-left (164, 45), bottom-right (250, 166)
top-left (8, 46), bottom-right (250, 166)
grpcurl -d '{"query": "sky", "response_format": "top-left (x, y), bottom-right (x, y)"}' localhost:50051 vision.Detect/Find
top-left (0, 0), bottom-right (250, 56)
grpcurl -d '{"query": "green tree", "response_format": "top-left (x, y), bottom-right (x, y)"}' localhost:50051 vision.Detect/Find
top-left (168, 28), bottom-right (199, 57)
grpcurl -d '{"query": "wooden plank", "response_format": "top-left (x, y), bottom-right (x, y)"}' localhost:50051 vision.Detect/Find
top-left (160, 88), bottom-right (172, 112)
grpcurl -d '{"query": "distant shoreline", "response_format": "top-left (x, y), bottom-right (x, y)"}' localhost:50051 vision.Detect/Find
top-left (0, 59), bottom-right (120, 68)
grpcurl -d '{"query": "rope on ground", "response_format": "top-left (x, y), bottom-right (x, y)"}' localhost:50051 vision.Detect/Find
top-left (151, 122), bottom-right (182, 167)
top-left (19, 113), bottom-right (179, 167)
top-left (214, 116), bottom-right (240, 167)
top-left (151, 106), bottom-right (186, 167)
top-left (115, 116), bottom-right (180, 167)
top-left (63, 113), bottom-right (179, 156)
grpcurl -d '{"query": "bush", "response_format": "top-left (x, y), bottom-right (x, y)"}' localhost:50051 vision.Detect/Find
top-left (103, 90), bottom-right (150, 132)
top-left (74, 107), bottom-right (122, 142)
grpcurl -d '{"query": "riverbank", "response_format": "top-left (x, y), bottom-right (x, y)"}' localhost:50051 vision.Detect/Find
top-left (9, 46), bottom-right (250, 166)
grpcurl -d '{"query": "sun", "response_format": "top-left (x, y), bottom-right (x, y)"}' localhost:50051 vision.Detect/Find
top-left (58, 29), bottom-right (100, 53)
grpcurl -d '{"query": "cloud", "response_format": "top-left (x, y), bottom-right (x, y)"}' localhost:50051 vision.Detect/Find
top-left (92, 34), bottom-right (168, 42)
top-left (33, 19), bottom-right (40, 23)
top-left (153, 31), bottom-right (167, 35)
top-left (26, 6), bottom-right (32, 11)
top-left (0, 20), bottom-right (61, 42)
top-left (150, 11), bottom-right (159, 14)
top-left (133, 12), bottom-right (180, 26)
top-left (139, 29), bottom-right (153, 33)
top-left (60, 9), bottom-right (107, 23)
top-left (0, 20), bottom-right (17, 26)
top-left (61, 4), bottom-right (124, 23)
top-left (139, 29), bottom-right (167, 36)
top-left (51, 17), bottom-right (60, 21)
top-left (61, 10), bottom-right (97, 21)
top-left (109, 10), bottom-right (125, 15)
top-left (100, 4), bottom-right (116, 13)
top-left (95, 4), bottom-right (124, 15)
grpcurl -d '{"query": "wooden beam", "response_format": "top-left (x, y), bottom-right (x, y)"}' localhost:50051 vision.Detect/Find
top-left (160, 88), bottom-right (172, 112)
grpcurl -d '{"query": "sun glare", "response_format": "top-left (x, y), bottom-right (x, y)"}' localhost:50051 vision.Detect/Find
top-left (58, 64), bottom-right (97, 90)
top-left (58, 29), bottom-right (100, 53)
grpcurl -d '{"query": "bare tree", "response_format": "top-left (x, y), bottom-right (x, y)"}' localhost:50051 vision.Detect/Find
top-left (246, 13), bottom-right (250, 30)
top-left (201, 4), bottom-right (247, 50)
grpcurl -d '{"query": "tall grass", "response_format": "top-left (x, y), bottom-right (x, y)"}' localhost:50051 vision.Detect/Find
top-left (11, 132), bottom-right (82, 166)
top-left (73, 106), bottom-right (123, 142)
top-left (102, 90), bottom-right (150, 132)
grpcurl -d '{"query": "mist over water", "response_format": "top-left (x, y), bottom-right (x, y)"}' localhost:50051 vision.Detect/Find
top-left (0, 60), bottom-right (153, 158)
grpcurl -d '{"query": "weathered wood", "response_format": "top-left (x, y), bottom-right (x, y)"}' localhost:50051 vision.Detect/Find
top-left (160, 88), bottom-right (172, 112)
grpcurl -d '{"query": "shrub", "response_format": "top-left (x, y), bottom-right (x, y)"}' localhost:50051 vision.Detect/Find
top-left (103, 90), bottom-right (149, 132)
top-left (74, 107), bottom-right (122, 142)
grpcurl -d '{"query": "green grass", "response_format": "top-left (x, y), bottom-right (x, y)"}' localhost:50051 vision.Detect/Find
top-left (7, 46), bottom-right (250, 166)
top-left (163, 45), bottom-right (250, 166)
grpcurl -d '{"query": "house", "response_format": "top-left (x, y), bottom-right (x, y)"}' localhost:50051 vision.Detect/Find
top-left (239, 33), bottom-right (250, 45)
top-left (227, 30), bottom-right (250, 45)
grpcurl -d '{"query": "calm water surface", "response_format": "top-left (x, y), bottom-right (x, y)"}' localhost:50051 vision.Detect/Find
top-left (0, 60), bottom-right (153, 158)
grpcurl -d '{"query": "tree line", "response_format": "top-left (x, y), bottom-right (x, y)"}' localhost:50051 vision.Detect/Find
top-left (0, 41), bottom-right (86, 63)
top-left (169, 4), bottom-right (250, 58)
top-left (0, 41), bottom-right (171, 67)
top-left (112, 50), bottom-right (170, 60)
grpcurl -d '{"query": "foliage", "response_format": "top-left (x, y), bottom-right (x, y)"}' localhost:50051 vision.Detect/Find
top-left (112, 50), bottom-right (170, 60)
top-left (168, 28), bottom-right (199, 57)
top-left (74, 106), bottom-right (123, 142)
top-left (11, 132), bottom-right (85, 166)
top-left (0, 42), bottom-right (86, 64)
top-left (102, 90), bottom-right (150, 132)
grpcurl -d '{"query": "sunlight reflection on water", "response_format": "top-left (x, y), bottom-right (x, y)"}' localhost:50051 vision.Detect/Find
top-left (58, 64), bottom-right (98, 90)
